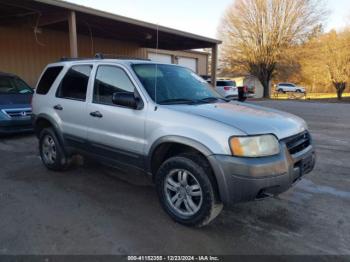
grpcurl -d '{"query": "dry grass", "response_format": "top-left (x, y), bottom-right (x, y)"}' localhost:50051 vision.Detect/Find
top-left (271, 92), bottom-right (350, 100)
top-left (247, 93), bottom-right (350, 103)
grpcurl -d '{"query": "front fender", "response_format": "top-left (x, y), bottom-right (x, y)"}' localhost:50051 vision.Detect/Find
top-left (146, 135), bottom-right (213, 173)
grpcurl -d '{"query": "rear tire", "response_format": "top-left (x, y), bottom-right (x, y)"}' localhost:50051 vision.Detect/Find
top-left (39, 128), bottom-right (71, 171)
top-left (155, 154), bottom-right (223, 227)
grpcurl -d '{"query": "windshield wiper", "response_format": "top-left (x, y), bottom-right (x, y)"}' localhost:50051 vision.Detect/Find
top-left (197, 97), bottom-right (219, 103)
top-left (159, 98), bottom-right (197, 105)
top-left (159, 97), bottom-right (229, 105)
top-left (196, 97), bottom-right (230, 103)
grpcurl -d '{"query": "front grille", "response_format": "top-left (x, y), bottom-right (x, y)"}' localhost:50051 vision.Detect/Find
top-left (283, 131), bottom-right (311, 155)
top-left (2, 108), bottom-right (32, 119)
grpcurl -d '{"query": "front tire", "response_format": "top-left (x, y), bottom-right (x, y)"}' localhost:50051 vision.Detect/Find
top-left (39, 128), bottom-right (71, 171)
top-left (155, 154), bottom-right (222, 227)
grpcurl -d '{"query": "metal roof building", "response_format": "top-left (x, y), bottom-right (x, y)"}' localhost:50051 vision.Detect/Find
top-left (0, 0), bottom-right (220, 86)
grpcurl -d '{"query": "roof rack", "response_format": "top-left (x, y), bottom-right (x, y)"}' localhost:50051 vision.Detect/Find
top-left (59, 57), bottom-right (92, 62)
top-left (59, 53), bottom-right (151, 62)
top-left (95, 53), bottom-right (151, 61)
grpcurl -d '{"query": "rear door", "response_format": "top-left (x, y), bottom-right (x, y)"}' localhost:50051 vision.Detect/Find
top-left (290, 84), bottom-right (297, 92)
top-left (86, 64), bottom-right (146, 168)
top-left (279, 83), bottom-right (287, 92)
top-left (53, 64), bottom-right (92, 144)
top-left (286, 83), bottom-right (295, 92)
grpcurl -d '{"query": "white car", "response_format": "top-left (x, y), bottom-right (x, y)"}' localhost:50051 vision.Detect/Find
top-left (276, 83), bottom-right (305, 93)
top-left (213, 80), bottom-right (238, 99)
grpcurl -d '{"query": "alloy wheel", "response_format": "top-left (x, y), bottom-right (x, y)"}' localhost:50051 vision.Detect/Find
top-left (42, 135), bottom-right (57, 165)
top-left (164, 169), bottom-right (203, 217)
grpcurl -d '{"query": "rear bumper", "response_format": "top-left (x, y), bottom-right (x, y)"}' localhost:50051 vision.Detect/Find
top-left (226, 95), bottom-right (238, 100)
top-left (208, 144), bottom-right (315, 206)
top-left (0, 119), bottom-right (33, 134)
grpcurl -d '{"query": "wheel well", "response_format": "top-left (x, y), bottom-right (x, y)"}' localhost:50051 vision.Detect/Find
top-left (150, 142), bottom-right (221, 201)
top-left (151, 143), bottom-right (198, 175)
top-left (34, 118), bottom-right (53, 137)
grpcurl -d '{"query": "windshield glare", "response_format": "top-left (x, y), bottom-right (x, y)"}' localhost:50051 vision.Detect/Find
top-left (0, 77), bottom-right (33, 94)
top-left (132, 64), bottom-right (222, 104)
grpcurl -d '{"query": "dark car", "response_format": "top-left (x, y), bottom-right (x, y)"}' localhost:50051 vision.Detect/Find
top-left (0, 72), bottom-right (34, 134)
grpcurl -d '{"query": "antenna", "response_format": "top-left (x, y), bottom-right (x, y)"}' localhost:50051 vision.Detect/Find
top-left (154, 23), bottom-right (159, 105)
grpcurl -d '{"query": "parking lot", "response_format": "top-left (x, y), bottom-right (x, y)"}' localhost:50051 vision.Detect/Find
top-left (0, 100), bottom-right (349, 255)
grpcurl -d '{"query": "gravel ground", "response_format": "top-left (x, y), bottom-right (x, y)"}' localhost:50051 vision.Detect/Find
top-left (0, 100), bottom-right (349, 255)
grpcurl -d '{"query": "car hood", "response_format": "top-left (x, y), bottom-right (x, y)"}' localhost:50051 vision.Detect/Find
top-left (164, 102), bottom-right (307, 139)
top-left (0, 94), bottom-right (32, 109)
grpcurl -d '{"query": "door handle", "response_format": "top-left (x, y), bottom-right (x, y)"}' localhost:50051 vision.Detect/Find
top-left (90, 111), bottom-right (103, 118)
top-left (53, 104), bottom-right (63, 110)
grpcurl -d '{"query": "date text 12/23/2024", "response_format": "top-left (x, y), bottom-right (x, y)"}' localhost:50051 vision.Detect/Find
top-left (127, 256), bottom-right (220, 261)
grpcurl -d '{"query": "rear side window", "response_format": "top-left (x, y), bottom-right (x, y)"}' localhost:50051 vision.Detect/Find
top-left (217, 80), bottom-right (236, 87)
top-left (279, 83), bottom-right (295, 87)
top-left (56, 65), bottom-right (92, 101)
top-left (36, 66), bottom-right (63, 95)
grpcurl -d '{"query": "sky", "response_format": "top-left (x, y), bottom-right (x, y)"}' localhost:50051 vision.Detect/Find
top-left (66, 0), bottom-right (350, 39)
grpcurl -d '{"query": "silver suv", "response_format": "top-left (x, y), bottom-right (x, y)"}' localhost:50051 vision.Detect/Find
top-left (32, 59), bottom-right (315, 227)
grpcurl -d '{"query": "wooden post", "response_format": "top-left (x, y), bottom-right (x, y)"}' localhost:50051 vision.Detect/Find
top-left (68, 11), bottom-right (78, 57)
top-left (211, 44), bottom-right (218, 87)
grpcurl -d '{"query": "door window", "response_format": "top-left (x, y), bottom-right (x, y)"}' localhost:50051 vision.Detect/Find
top-left (93, 65), bottom-right (135, 105)
top-left (56, 65), bottom-right (92, 101)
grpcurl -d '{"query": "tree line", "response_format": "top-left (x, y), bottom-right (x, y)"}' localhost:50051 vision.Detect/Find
top-left (218, 0), bottom-right (350, 99)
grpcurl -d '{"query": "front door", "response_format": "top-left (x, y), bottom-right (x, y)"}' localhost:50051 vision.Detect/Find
top-left (86, 64), bottom-right (146, 169)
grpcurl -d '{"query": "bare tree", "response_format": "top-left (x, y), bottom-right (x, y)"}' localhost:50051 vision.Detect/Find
top-left (289, 29), bottom-right (350, 98)
top-left (219, 0), bottom-right (327, 97)
top-left (323, 30), bottom-right (350, 99)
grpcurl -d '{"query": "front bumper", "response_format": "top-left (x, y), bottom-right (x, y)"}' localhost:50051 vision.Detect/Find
top-left (0, 119), bottom-right (33, 134)
top-left (208, 143), bottom-right (315, 206)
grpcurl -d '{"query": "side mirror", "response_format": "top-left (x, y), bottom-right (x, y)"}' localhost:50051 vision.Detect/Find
top-left (112, 92), bottom-right (142, 109)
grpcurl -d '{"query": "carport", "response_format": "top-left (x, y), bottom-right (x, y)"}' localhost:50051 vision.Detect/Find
top-left (0, 0), bottom-right (220, 86)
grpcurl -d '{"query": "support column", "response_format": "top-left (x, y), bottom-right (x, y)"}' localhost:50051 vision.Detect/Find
top-left (68, 11), bottom-right (78, 57)
top-left (211, 44), bottom-right (218, 87)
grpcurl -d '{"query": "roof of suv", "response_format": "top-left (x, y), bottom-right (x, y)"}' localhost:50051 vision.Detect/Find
top-left (278, 83), bottom-right (296, 85)
top-left (48, 59), bottom-right (177, 67)
top-left (47, 59), bottom-right (193, 71)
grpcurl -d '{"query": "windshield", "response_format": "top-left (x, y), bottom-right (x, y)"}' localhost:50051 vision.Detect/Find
top-left (132, 64), bottom-right (222, 104)
top-left (0, 77), bottom-right (33, 94)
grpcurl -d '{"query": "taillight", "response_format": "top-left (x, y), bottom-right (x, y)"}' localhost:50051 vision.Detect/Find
top-left (243, 86), bottom-right (248, 93)
top-left (224, 86), bottom-right (231, 91)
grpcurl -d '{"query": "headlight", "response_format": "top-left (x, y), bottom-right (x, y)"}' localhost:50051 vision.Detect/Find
top-left (229, 135), bottom-right (280, 157)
